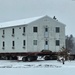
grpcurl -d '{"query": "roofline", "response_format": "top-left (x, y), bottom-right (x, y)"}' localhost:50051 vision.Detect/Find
top-left (46, 15), bottom-right (66, 26)
top-left (0, 24), bottom-right (28, 29)
top-left (0, 16), bottom-right (44, 28)
top-left (0, 15), bottom-right (66, 28)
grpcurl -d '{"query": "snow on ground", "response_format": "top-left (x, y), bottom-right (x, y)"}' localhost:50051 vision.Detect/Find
top-left (0, 60), bottom-right (75, 75)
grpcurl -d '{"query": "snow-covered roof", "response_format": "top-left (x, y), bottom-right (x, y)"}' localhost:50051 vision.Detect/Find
top-left (0, 15), bottom-right (65, 28)
top-left (0, 16), bottom-right (44, 28)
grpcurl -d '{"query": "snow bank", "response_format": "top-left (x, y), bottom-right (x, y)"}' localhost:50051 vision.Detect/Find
top-left (0, 60), bottom-right (75, 75)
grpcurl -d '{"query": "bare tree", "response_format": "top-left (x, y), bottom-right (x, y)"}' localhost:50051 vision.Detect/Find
top-left (65, 34), bottom-right (74, 52)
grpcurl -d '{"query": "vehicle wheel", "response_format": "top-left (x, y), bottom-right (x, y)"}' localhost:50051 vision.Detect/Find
top-left (44, 56), bottom-right (50, 60)
top-left (28, 57), bottom-right (32, 62)
top-left (33, 56), bottom-right (37, 61)
top-left (22, 57), bottom-right (28, 62)
top-left (12, 56), bottom-right (18, 60)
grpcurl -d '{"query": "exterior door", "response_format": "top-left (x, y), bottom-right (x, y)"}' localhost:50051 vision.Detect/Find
top-left (44, 40), bottom-right (49, 50)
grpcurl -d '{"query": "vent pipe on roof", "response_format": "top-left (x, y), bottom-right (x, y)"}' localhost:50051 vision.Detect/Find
top-left (53, 16), bottom-right (58, 21)
top-left (53, 16), bottom-right (56, 20)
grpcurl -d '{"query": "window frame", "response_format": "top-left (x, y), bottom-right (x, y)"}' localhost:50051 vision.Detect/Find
top-left (23, 27), bottom-right (25, 33)
top-left (56, 27), bottom-right (60, 33)
top-left (45, 40), bottom-right (48, 45)
top-left (45, 27), bottom-right (48, 32)
top-left (56, 40), bottom-right (60, 46)
top-left (3, 30), bottom-right (5, 35)
top-left (23, 40), bottom-right (26, 46)
top-left (3, 41), bottom-right (5, 47)
top-left (33, 40), bottom-right (37, 45)
top-left (33, 27), bottom-right (38, 32)
top-left (12, 41), bottom-right (15, 47)
top-left (12, 28), bottom-right (14, 34)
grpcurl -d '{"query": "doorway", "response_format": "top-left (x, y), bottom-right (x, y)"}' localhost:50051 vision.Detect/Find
top-left (44, 40), bottom-right (49, 50)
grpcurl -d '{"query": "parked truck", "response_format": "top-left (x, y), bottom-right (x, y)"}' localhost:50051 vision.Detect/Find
top-left (0, 50), bottom-right (58, 61)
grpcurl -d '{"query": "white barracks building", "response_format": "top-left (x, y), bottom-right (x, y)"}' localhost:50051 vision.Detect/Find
top-left (0, 15), bottom-right (65, 53)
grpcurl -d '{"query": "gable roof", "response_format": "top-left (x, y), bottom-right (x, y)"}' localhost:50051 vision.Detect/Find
top-left (0, 15), bottom-right (65, 28)
top-left (0, 16), bottom-right (44, 28)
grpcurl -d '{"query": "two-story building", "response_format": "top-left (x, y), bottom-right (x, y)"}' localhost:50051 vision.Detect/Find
top-left (0, 15), bottom-right (65, 53)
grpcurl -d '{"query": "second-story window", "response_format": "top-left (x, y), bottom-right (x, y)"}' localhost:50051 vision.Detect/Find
top-left (23, 27), bottom-right (25, 33)
top-left (2, 30), bottom-right (5, 38)
top-left (56, 27), bottom-right (60, 33)
top-left (44, 26), bottom-right (49, 38)
top-left (12, 28), bottom-right (14, 34)
top-left (45, 27), bottom-right (48, 32)
top-left (33, 27), bottom-right (38, 32)
top-left (22, 27), bottom-right (25, 36)
top-left (12, 28), bottom-right (15, 37)
top-left (3, 30), bottom-right (5, 35)
top-left (12, 41), bottom-right (15, 47)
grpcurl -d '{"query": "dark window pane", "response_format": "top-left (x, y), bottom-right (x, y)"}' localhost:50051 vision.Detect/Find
top-left (23, 27), bottom-right (25, 33)
top-left (33, 27), bottom-right (38, 32)
top-left (12, 41), bottom-right (15, 46)
top-left (56, 27), bottom-right (60, 33)
top-left (56, 40), bottom-right (60, 46)
top-left (33, 40), bottom-right (37, 45)
top-left (45, 41), bottom-right (48, 45)
top-left (45, 28), bottom-right (48, 32)
top-left (12, 28), bottom-right (14, 34)
top-left (3, 30), bottom-right (5, 34)
top-left (3, 41), bottom-right (5, 47)
top-left (23, 40), bottom-right (26, 46)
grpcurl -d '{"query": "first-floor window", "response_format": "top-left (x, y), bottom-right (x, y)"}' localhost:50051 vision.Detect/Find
top-left (12, 41), bottom-right (15, 47)
top-left (45, 27), bottom-right (48, 32)
top-left (45, 40), bottom-right (48, 45)
top-left (33, 40), bottom-right (37, 45)
top-left (23, 40), bottom-right (26, 46)
top-left (3, 41), bottom-right (5, 47)
top-left (56, 40), bottom-right (60, 46)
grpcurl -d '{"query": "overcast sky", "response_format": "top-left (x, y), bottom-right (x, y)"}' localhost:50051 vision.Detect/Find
top-left (0, 0), bottom-right (75, 36)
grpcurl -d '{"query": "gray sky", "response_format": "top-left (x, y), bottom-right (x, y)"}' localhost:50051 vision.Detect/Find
top-left (0, 0), bottom-right (75, 36)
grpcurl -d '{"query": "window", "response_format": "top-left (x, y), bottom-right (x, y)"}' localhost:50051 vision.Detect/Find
top-left (45, 40), bottom-right (48, 45)
top-left (3, 30), bottom-right (5, 35)
top-left (45, 27), bottom-right (48, 32)
top-left (33, 27), bottom-right (38, 32)
top-left (12, 41), bottom-right (15, 47)
top-left (19, 27), bottom-right (21, 29)
top-left (56, 27), bottom-right (60, 33)
top-left (12, 41), bottom-right (15, 49)
top-left (12, 28), bottom-right (15, 37)
top-left (2, 30), bottom-right (5, 38)
top-left (56, 40), bottom-right (60, 46)
top-left (22, 27), bottom-right (25, 36)
top-left (2, 41), bottom-right (5, 49)
top-left (23, 27), bottom-right (25, 33)
top-left (23, 40), bottom-right (26, 46)
top-left (12, 28), bottom-right (14, 34)
top-left (33, 40), bottom-right (37, 45)
top-left (3, 41), bottom-right (5, 47)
